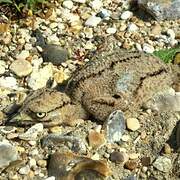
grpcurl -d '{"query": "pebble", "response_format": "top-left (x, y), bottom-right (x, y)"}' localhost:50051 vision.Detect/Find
top-left (124, 160), bottom-right (138, 170)
top-left (141, 156), bottom-right (151, 166)
top-left (62, 0), bottom-right (74, 9)
top-left (16, 50), bottom-right (30, 61)
top-left (89, 0), bottom-right (103, 10)
top-left (126, 118), bottom-right (140, 131)
top-left (29, 158), bottom-right (37, 168)
top-left (0, 61), bottom-right (6, 75)
top-left (143, 43), bottom-right (154, 53)
top-left (106, 27), bottom-right (117, 34)
top-left (104, 110), bottom-right (126, 143)
top-left (97, 8), bottom-right (111, 19)
top-left (163, 143), bottom-right (171, 154)
top-left (10, 60), bottom-right (32, 77)
top-left (27, 64), bottom-right (53, 90)
top-left (37, 160), bottom-right (47, 168)
top-left (85, 16), bottom-right (102, 27)
top-left (110, 151), bottom-right (129, 164)
top-left (153, 156), bottom-right (172, 172)
top-left (19, 165), bottom-right (30, 175)
top-left (127, 23), bottom-right (139, 32)
top-left (18, 123), bottom-right (43, 141)
top-left (129, 153), bottom-right (139, 160)
top-left (45, 177), bottom-right (55, 180)
top-left (88, 129), bottom-right (106, 149)
top-left (0, 76), bottom-right (17, 89)
top-left (73, 0), bottom-right (86, 3)
top-left (151, 24), bottom-right (162, 36)
top-left (0, 142), bottom-right (19, 168)
top-left (121, 11), bottom-right (133, 20)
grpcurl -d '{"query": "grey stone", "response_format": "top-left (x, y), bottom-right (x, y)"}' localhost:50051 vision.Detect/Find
top-left (138, 0), bottom-right (180, 20)
top-left (0, 142), bottom-right (19, 168)
top-left (153, 156), bottom-right (172, 172)
top-left (104, 110), bottom-right (126, 143)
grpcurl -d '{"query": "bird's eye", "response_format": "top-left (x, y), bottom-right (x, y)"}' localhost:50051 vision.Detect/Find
top-left (36, 112), bottom-right (47, 118)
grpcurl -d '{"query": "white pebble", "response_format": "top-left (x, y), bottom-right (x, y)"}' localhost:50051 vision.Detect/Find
top-left (167, 29), bottom-right (175, 39)
top-left (0, 77), bottom-right (17, 89)
top-left (16, 50), bottom-right (30, 60)
top-left (135, 43), bottom-right (143, 51)
top-left (89, 0), bottom-right (103, 10)
top-left (0, 61), bottom-right (6, 75)
top-left (63, 0), bottom-right (74, 9)
top-left (143, 43), bottom-right (155, 53)
top-left (121, 11), bottom-right (133, 20)
top-left (10, 60), bottom-right (32, 77)
top-left (126, 118), bottom-right (140, 131)
top-left (85, 16), bottom-right (101, 27)
top-left (19, 165), bottom-right (30, 175)
top-left (106, 27), bottom-right (117, 34)
top-left (127, 23), bottom-right (139, 32)
top-left (72, 0), bottom-right (86, 3)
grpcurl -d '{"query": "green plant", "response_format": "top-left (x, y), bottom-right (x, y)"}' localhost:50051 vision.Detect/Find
top-left (153, 46), bottom-right (180, 63)
top-left (0, 0), bottom-right (46, 13)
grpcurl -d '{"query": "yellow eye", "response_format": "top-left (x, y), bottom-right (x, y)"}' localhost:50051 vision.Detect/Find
top-left (36, 112), bottom-right (47, 118)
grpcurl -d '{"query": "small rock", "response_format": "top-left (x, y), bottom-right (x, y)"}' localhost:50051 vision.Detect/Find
top-left (10, 60), bottom-right (32, 77)
top-left (124, 160), bottom-right (138, 170)
top-left (121, 135), bottom-right (130, 142)
top-left (42, 45), bottom-right (69, 66)
top-left (49, 126), bottom-right (62, 133)
top-left (85, 16), bottom-right (101, 27)
top-left (97, 8), bottom-right (111, 19)
top-left (88, 129), bottom-right (106, 149)
top-left (18, 123), bottom-right (43, 141)
top-left (106, 27), bottom-right (117, 34)
top-left (0, 76), bottom-right (17, 89)
top-left (0, 142), bottom-right (19, 168)
top-left (29, 158), bottom-right (36, 168)
top-left (143, 43), bottom-right (154, 53)
top-left (0, 126), bottom-right (16, 134)
top-left (45, 177), bottom-right (56, 180)
top-left (127, 23), bottom-right (139, 32)
top-left (129, 153), bottom-right (139, 160)
top-left (151, 24), bottom-right (162, 36)
top-left (19, 165), bottom-right (30, 175)
top-left (89, 0), bottom-right (103, 10)
top-left (126, 118), bottom-right (140, 131)
top-left (141, 157), bottom-right (151, 166)
top-left (63, 0), bottom-right (74, 9)
top-left (153, 156), bottom-right (172, 172)
top-left (73, 0), bottom-right (86, 3)
top-left (121, 11), bottom-right (133, 20)
top-left (0, 61), bottom-right (6, 75)
top-left (164, 143), bottom-right (171, 154)
top-left (104, 110), bottom-right (126, 143)
top-left (27, 64), bottom-right (53, 90)
top-left (16, 50), bottom-right (30, 60)
top-left (110, 151), bottom-right (129, 164)
top-left (37, 160), bottom-right (47, 168)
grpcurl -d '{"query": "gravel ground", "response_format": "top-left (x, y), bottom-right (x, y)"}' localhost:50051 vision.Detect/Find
top-left (0, 0), bottom-right (179, 179)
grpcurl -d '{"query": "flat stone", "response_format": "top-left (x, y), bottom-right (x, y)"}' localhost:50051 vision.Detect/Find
top-left (0, 61), bottom-right (6, 75)
top-left (16, 50), bottom-right (30, 60)
top-left (63, 0), bottom-right (74, 9)
top-left (137, 0), bottom-right (180, 20)
top-left (104, 110), bottom-right (126, 143)
top-left (10, 60), bottom-right (32, 77)
top-left (89, 0), bottom-right (103, 10)
top-left (27, 64), bottom-right (53, 90)
top-left (110, 151), bottom-right (129, 163)
top-left (0, 142), bottom-right (19, 168)
top-left (85, 16), bottom-right (102, 27)
top-left (121, 11), bottom-right (133, 20)
top-left (0, 76), bottom-right (17, 89)
top-left (106, 27), bottom-right (117, 34)
top-left (18, 123), bottom-right (43, 141)
top-left (153, 156), bottom-right (172, 172)
top-left (126, 118), bottom-right (140, 131)
top-left (19, 165), bottom-right (30, 175)
top-left (143, 43), bottom-right (154, 53)
top-left (127, 23), bottom-right (139, 32)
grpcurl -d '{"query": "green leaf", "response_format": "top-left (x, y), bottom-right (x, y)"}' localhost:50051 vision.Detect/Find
top-left (153, 47), bottom-right (180, 63)
top-left (0, 0), bottom-right (13, 3)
